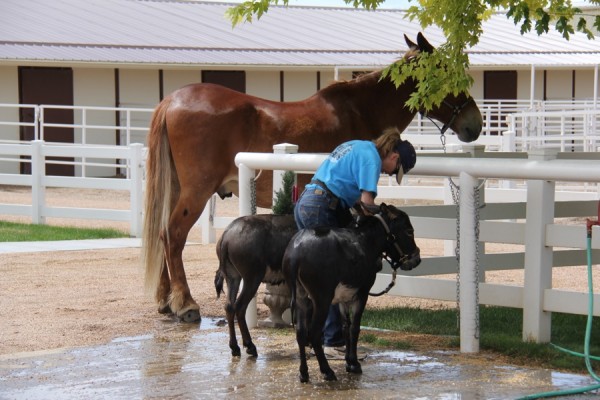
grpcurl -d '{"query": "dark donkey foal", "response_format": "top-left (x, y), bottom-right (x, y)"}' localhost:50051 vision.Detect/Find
top-left (215, 214), bottom-right (297, 357)
top-left (282, 203), bottom-right (421, 383)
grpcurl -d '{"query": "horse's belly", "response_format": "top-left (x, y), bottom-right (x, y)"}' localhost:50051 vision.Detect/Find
top-left (332, 284), bottom-right (358, 304)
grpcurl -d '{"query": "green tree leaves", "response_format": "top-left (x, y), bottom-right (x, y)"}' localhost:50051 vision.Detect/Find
top-left (226, 0), bottom-right (599, 110)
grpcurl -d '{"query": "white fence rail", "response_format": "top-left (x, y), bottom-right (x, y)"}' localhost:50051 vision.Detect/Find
top-left (234, 150), bottom-right (600, 353)
top-left (506, 109), bottom-right (600, 152)
top-left (0, 140), bottom-right (144, 237)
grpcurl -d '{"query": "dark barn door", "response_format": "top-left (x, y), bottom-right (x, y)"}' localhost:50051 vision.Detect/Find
top-left (484, 71), bottom-right (517, 135)
top-left (19, 67), bottom-right (75, 176)
top-left (202, 70), bottom-right (246, 93)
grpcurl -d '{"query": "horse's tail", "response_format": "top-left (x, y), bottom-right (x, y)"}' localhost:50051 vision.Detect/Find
top-left (142, 97), bottom-right (176, 298)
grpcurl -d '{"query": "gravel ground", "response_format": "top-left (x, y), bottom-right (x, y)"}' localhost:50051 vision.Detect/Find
top-left (0, 186), bottom-right (597, 356)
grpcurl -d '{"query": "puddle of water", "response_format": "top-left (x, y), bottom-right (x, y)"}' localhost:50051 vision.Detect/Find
top-left (1, 318), bottom-right (598, 400)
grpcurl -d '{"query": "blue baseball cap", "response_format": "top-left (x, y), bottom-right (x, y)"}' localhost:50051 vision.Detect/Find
top-left (393, 139), bottom-right (416, 184)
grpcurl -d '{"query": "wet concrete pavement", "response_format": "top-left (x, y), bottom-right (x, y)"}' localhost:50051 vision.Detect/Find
top-left (1, 318), bottom-right (598, 400)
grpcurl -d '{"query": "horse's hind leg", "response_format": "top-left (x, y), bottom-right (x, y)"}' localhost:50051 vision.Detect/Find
top-left (163, 191), bottom-right (205, 322)
top-left (157, 259), bottom-right (172, 314)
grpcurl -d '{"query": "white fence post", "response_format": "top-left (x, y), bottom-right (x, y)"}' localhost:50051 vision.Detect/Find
top-left (459, 171), bottom-right (480, 353)
top-left (129, 143), bottom-right (144, 237)
top-left (522, 149), bottom-right (557, 343)
top-left (261, 143), bottom-right (298, 328)
top-left (199, 195), bottom-right (217, 245)
top-left (239, 163), bottom-right (258, 329)
top-left (273, 143), bottom-right (298, 197)
top-left (31, 140), bottom-right (45, 224)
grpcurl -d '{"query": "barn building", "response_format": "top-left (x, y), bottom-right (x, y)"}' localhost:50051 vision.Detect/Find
top-left (0, 0), bottom-right (598, 155)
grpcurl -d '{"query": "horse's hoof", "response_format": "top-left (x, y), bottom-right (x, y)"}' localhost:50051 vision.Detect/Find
top-left (157, 303), bottom-right (172, 315)
top-left (299, 373), bottom-right (309, 383)
top-left (231, 348), bottom-right (241, 357)
top-left (346, 363), bottom-right (362, 374)
top-left (323, 371), bottom-right (337, 381)
top-left (246, 345), bottom-right (258, 357)
top-left (178, 309), bottom-right (201, 323)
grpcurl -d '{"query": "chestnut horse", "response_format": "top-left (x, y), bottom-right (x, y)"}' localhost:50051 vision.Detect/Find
top-left (142, 32), bottom-right (482, 322)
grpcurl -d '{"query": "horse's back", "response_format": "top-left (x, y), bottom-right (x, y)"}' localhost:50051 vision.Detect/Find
top-left (168, 82), bottom-right (276, 111)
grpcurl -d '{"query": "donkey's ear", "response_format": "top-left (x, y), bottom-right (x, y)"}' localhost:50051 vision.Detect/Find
top-left (404, 34), bottom-right (418, 49)
top-left (417, 32), bottom-right (434, 53)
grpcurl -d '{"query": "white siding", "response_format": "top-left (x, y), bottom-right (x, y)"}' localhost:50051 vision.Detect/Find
top-left (247, 71), bottom-right (280, 101)
top-left (162, 70), bottom-right (200, 98)
top-left (0, 66), bottom-right (19, 141)
top-left (118, 69), bottom-right (159, 144)
top-left (469, 70), bottom-right (484, 99)
top-left (73, 68), bottom-right (116, 145)
top-left (283, 71), bottom-right (318, 101)
top-left (319, 70), bottom-right (337, 90)
top-left (575, 69), bottom-right (597, 100)
top-left (546, 70), bottom-right (573, 100)
top-left (0, 66), bottom-right (19, 173)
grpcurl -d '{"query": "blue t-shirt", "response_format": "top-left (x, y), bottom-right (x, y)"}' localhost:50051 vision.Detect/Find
top-left (309, 140), bottom-right (380, 208)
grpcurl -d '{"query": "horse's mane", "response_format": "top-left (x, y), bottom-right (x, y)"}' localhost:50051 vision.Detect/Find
top-left (323, 48), bottom-right (418, 91)
top-left (325, 69), bottom-right (381, 89)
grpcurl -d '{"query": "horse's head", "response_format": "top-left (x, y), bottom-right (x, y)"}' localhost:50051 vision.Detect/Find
top-left (404, 32), bottom-right (483, 143)
top-left (377, 203), bottom-right (421, 271)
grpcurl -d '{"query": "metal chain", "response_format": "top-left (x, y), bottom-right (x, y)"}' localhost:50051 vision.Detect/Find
top-left (449, 177), bottom-right (461, 329)
top-left (441, 132), bottom-right (482, 339)
top-left (473, 183), bottom-right (482, 339)
top-left (250, 177), bottom-right (257, 215)
top-left (449, 177), bottom-right (482, 339)
top-left (209, 194), bottom-right (216, 225)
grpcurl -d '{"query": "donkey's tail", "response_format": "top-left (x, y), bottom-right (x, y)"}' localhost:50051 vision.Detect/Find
top-left (142, 97), bottom-right (176, 299)
top-left (214, 235), bottom-right (226, 298)
top-left (285, 259), bottom-right (299, 326)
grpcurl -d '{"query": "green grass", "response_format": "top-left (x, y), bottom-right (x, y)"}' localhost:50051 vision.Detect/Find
top-left (0, 220), bottom-right (128, 242)
top-left (361, 305), bottom-right (600, 373)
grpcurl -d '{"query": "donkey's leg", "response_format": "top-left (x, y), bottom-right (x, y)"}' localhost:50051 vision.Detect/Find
top-left (225, 276), bottom-right (242, 357)
top-left (343, 297), bottom-right (367, 374)
top-left (164, 191), bottom-right (205, 322)
top-left (310, 299), bottom-right (337, 382)
top-left (234, 277), bottom-right (263, 357)
top-left (294, 290), bottom-right (311, 383)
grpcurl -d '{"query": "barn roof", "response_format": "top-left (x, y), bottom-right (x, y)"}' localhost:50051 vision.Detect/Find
top-left (0, 0), bottom-right (599, 69)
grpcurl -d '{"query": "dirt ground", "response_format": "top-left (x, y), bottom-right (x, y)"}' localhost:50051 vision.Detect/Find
top-left (0, 186), bottom-right (597, 356)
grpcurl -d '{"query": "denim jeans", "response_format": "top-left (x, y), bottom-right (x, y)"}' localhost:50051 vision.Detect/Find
top-left (294, 187), bottom-right (345, 347)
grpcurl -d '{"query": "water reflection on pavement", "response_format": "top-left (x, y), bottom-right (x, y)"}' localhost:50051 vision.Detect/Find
top-left (0, 318), bottom-right (597, 400)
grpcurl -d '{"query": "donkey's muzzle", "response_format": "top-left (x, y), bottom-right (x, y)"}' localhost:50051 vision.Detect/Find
top-left (399, 248), bottom-right (421, 271)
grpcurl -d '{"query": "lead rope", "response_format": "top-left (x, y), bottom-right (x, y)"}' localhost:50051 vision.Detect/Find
top-left (368, 213), bottom-right (403, 297)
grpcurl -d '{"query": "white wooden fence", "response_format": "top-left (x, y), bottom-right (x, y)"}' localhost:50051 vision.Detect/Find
top-left (0, 140), bottom-right (144, 237)
top-left (234, 149), bottom-right (600, 353)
